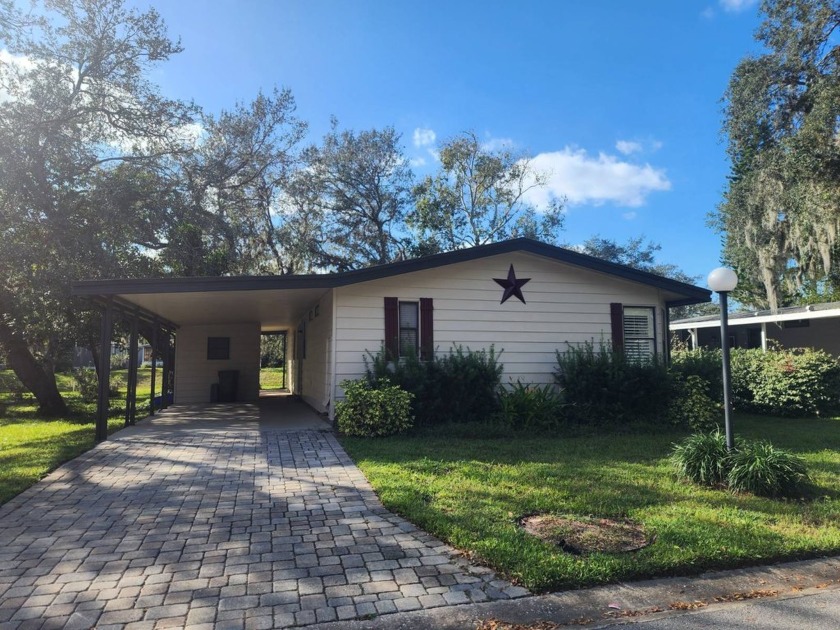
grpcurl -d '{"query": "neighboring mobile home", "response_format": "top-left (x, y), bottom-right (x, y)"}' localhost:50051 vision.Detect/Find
top-left (73, 238), bottom-right (710, 420)
top-left (671, 301), bottom-right (840, 355)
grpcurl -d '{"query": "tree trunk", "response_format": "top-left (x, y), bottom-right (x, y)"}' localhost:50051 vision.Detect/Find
top-left (0, 321), bottom-right (68, 416)
top-left (88, 339), bottom-right (100, 377)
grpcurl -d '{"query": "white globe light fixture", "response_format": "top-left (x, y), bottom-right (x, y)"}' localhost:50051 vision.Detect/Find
top-left (708, 267), bottom-right (739, 293)
top-left (708, 267), bottom-right (738, 450)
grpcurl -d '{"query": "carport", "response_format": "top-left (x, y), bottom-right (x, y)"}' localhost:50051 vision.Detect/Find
top-left (72, 276), bottom-right (336, 442)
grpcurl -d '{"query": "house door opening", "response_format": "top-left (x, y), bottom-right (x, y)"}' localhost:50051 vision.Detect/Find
top-left (260, 331), bottom-right (287, 392)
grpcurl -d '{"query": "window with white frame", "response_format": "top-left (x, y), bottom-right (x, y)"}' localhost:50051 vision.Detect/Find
top-left (399, 301), bottom-right (419, 357)
top-left (623, 306), bottom-right (656, 361)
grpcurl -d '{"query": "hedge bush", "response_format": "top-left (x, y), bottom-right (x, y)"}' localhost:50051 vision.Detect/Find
top-left (673, 346), bottom-right (840, 418)
top-left (336, 378), bottom-right (414, 437)
top-left (670, 348), bottom-right (723, 400)
top-left (72, 368), bottom-right (99, 403)
top-left (730, 347), bottom-right (840, 417)
top-left (668, 373), bottom-right (721, 432)
top-left (554, 342), bottom-right (671, 425)
top-left (365, 345), bottom-right (503, 426)
top-left (71, 369), bottom-right (124, 402)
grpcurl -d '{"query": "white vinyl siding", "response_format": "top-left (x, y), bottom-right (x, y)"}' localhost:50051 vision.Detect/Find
top-left (174, 323), bottom-right (260, 403)
top-left (623, 306), bottom-right (656, 361)
top-left (332, 251), bottom-right (667, 403)
top-left (298, 290), bottom-right (334, 413)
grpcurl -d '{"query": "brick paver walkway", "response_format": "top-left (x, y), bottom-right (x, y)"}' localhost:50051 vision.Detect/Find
top-left (0, 423), bottom-right (528, 629)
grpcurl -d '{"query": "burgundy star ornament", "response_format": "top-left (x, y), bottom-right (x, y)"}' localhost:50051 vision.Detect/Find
top-left (493, 264), bottom-right (530, 304)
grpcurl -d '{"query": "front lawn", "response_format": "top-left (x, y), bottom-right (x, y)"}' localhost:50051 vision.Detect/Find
top-left (0, 412), bottom-right (125, 505)
top-left (260, 367), bottom-right (286, 390)
top-left (0, 368), bottom-right (154, 505)
top-left (341, 415), bottom-right (840, 592)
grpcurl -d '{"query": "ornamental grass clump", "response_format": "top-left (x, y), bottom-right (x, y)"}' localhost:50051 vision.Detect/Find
top-left (671, 431), bottom-right (810, 498)
top-left (671, 430), bottom-right (730, 487)
top-left (497, 381), bottom-right (566, 432)
top-left (726, 440), bottom-right (809, 498)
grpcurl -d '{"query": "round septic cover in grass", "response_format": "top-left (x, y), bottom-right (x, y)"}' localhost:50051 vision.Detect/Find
top-left (520, 514), bottom-right (651, 555)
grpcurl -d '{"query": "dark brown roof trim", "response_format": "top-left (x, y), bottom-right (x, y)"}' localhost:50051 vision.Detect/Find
top-left (72, 238), bottom-right (711, 303)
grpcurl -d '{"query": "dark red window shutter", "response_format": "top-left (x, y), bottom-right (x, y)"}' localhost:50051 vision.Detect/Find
top-left (384, 297), bottom-right (399, 360)
top-left (420, 298), bottom-right (434, 360)
top-left (610, 302), bottom-right (624, 352)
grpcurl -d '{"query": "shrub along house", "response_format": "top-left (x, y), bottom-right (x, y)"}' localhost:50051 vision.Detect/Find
top-left (72, 238), bottom-right (710, 439)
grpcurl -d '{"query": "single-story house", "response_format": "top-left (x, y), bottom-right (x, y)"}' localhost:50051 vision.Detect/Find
top-left (72, 238), bottom-right (710, 437)
top-left (671, 301), bottom-right (840, 355)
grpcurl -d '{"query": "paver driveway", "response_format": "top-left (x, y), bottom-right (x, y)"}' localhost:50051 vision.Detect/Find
top-left (0, 409), bottom-right (528, 629)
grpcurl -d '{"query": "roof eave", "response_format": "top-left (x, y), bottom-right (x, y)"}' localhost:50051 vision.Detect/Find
top-left (71, 238), bottom-right (710, 301)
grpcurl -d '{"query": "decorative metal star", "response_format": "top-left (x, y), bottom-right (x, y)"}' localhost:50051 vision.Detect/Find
top-left (493, 264), bottom-right (530, 304)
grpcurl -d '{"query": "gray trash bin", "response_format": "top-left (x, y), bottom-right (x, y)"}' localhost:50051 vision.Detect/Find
top-left (217, 370), bottom-right (239, 402)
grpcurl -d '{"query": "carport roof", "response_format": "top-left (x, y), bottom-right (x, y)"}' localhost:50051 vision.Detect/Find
top-left (671, 300), bottom-right (840, 330)
top-left (72, 238), bottom-right (711, 327)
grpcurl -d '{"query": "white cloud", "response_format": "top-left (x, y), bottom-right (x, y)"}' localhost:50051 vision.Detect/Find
top-left (0, 49), bottom-right (36, 102)
top-left (409, 156), bottom-right (426, 168)
top-left (0, 49), bottom-right (34, 70)
top-left (622, 211), bottom-right (638, 220)
top-left (174, 122), bottom-right (205, 147)
top-left (616, 140), bottom-right (643, 155)
top-left (719, 0), bottom-right (757, 13)
top-left (481, 136), bottom-right (516, 152)
top-left (524, 147), bottom-right (671, 208)
top-left (616, 138), bottom-right (662, 155)
top-left (107, 121), bottom-right (205, 155)
top-left (413, 127), bottom-right (436, 148)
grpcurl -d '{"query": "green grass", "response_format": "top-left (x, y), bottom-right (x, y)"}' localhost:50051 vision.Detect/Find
top-left (0, 413), bottom-right (125, 505)
top-left (0, 368), bottom-right (157, 505)
top-left (340, 415), bottom-right (840, 592)
top-left (260, 367), bottom-right (286, 389)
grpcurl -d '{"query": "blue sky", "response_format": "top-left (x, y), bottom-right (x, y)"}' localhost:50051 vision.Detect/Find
top-left (140, 0), bottom-right (763, 281)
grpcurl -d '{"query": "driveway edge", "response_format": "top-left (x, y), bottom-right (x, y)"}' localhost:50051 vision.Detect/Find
top-left (311, 555), bottom-right (840, 629)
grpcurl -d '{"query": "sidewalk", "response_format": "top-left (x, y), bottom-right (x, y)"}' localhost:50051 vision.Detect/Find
top-left (311, 555), bottom-right (840, 629)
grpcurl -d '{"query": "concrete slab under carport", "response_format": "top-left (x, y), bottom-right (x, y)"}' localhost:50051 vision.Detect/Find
top-left (112, 394), bottom-right (332, 438)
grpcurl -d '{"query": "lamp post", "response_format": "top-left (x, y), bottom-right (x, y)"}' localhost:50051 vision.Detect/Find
top-left (708, 267), bottom-right (738, 451)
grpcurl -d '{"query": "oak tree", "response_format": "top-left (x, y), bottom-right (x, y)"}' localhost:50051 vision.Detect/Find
top-left (0, 0), bottom-right (193, 414)
top-left (716, 0), bottom-right (840, 309)
top-left (410, 131), bottom-right (564, 252)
